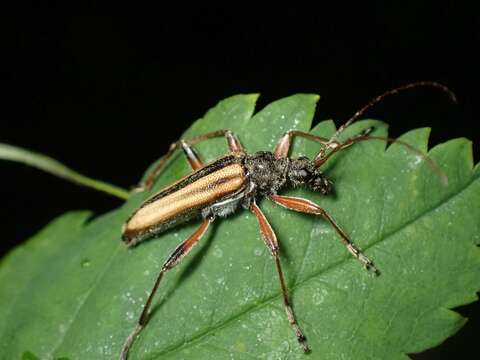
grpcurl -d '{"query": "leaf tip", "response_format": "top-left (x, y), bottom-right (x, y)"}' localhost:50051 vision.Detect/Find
top-left (246, 93), bottom-right (261, 103)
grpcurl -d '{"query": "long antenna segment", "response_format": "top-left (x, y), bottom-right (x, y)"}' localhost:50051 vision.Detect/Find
top-left (331, 81), bottom-right (457, 141)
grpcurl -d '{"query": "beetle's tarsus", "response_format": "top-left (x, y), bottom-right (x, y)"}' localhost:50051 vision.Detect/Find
top-left (357, 251), bottom-right (380, 275)
top-left (364, 261), bottom-right (380, 276)
top-left (299, 338), bottom-right (311, 353)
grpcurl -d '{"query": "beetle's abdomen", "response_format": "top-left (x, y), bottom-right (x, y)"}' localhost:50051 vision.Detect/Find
top-left (123, 162), bottom-right (247, 245)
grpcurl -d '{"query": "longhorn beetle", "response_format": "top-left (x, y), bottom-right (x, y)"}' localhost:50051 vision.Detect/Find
top-left (120, 82), bottom-right (456, 359)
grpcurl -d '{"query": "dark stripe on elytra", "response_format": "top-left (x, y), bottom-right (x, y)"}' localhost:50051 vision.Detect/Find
top-left (141, 155), bottom-right (242, 207)
top-left (123, 156), bottom-right (247, 245)
top-left (195, 171), bottom-right (244, 195)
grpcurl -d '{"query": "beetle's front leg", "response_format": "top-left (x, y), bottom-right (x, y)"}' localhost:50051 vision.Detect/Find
top-left (270, 194), bottom-right (379, 274)
top-left (273, 127), bottom-right (374, 168)
top-left (313, 127), bottom-right (373, 168)
top-left (274, 130), bottom-right (330, 158)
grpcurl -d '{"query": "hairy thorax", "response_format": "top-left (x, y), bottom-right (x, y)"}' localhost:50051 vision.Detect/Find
top-left (243, 151), bottom-right (290, 196)
top-left (243, 151), bottom-right (332, 198)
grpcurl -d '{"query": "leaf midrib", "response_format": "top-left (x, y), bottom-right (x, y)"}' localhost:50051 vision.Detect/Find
top-left (146, 174), bottom-right (478, 360)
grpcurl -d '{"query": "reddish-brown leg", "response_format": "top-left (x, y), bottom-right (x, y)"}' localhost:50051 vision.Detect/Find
top-left (140, 141), bottom-right (202, 190)
top-left (142, 129), bottom-right (245, 190)
top-left (179, 141), bottom-right (204, 170)
top-left (270, 195), bottom-right (378, 274)
top-left (120, 218), bottom-right (212, 360)
top-left (273, 130), bottom-right (331, 158)
top-left (313, 127), bottom-right (373, 168)
top-left (314, 133), bottom-right (449, 185)
top-left (273, 128), bottom-right (374, 169)
top-left (250, 202), bottom-right (310, 353)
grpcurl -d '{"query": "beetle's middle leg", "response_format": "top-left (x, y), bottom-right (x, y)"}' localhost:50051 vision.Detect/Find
top-left (120, 218), bottom-right (212, 360)
top-left (269, 194), bottom-right (379, 274)
top-left (250, 202), bottom-right (310, 353)
top-left (141, 130), bottom-right (244, 190)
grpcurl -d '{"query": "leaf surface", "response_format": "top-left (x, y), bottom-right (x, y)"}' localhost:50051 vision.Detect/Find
top-left (0, 94), bottom-right (479, 360)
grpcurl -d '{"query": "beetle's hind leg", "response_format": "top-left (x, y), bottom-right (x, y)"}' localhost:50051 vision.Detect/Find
top-left (269, 194), bottom-right (379, 274)
top-left (250, 202), bottom-right (310, 353)
top-left (140, 130), bottom-right (244, 190)
top-left (120, 218), bottom-right (212, 360)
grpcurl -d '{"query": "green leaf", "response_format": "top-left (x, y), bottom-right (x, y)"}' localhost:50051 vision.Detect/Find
top-left (0, 94), bottom-right (479, 360)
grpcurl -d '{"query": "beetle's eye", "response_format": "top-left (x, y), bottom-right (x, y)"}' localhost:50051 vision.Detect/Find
top-left (295, 169), bottom-right (309, 178)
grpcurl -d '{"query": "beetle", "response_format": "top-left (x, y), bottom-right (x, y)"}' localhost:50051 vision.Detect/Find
top-left (119, 82), bottom-right (455, 359)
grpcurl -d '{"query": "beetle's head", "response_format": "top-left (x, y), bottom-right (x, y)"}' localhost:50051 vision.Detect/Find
top-left (287, 157), bottom-right (332, 194)
top-left (308, 171), bottom-right (333, 194)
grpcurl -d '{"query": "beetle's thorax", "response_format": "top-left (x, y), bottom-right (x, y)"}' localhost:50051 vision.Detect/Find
top-left (243, 151), bottom-right (289, 196)
top-left (243, 151), bottom-right (332, 197)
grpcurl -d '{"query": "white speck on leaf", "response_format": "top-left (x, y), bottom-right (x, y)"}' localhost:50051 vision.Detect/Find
top-left (312, 288), bottom-right (328, 305)
top-left (213, 246), bottom-right (223, 258)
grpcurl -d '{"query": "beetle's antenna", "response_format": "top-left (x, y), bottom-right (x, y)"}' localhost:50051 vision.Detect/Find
top-left (331, 81), bottom-right (457, 142)
top-left (314, 127), bottom-right (449, 185)
top-left (313, 81), bottom-right (456, 185)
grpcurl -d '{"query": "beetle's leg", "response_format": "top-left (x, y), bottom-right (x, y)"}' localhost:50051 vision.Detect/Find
top-left (313, 127), bottom-right (373, 168)
top-left (120, 218), bottom-right (212, 360)
top-left (141, 129), bottom-right (244, 190)
top-left (269, 195), bottom-right (379, 274)
top-left (180, 141), bottom-right (204, 170)
top-left (186, 129), bottom-right (245, 154)
top-left (141, 141), bottom-right (203, 190)
top-left (273, 128), bottom-right (375, 166)
top-left (250, 202), bottom-right (310, 353)
top-left (274, 130), bottom-right (330, 158)
top-left (313, 131), bottom-right (449, 184)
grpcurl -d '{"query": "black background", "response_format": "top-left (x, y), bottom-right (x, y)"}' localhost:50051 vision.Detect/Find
top-left (1, 6), bottom-right (478, 359)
